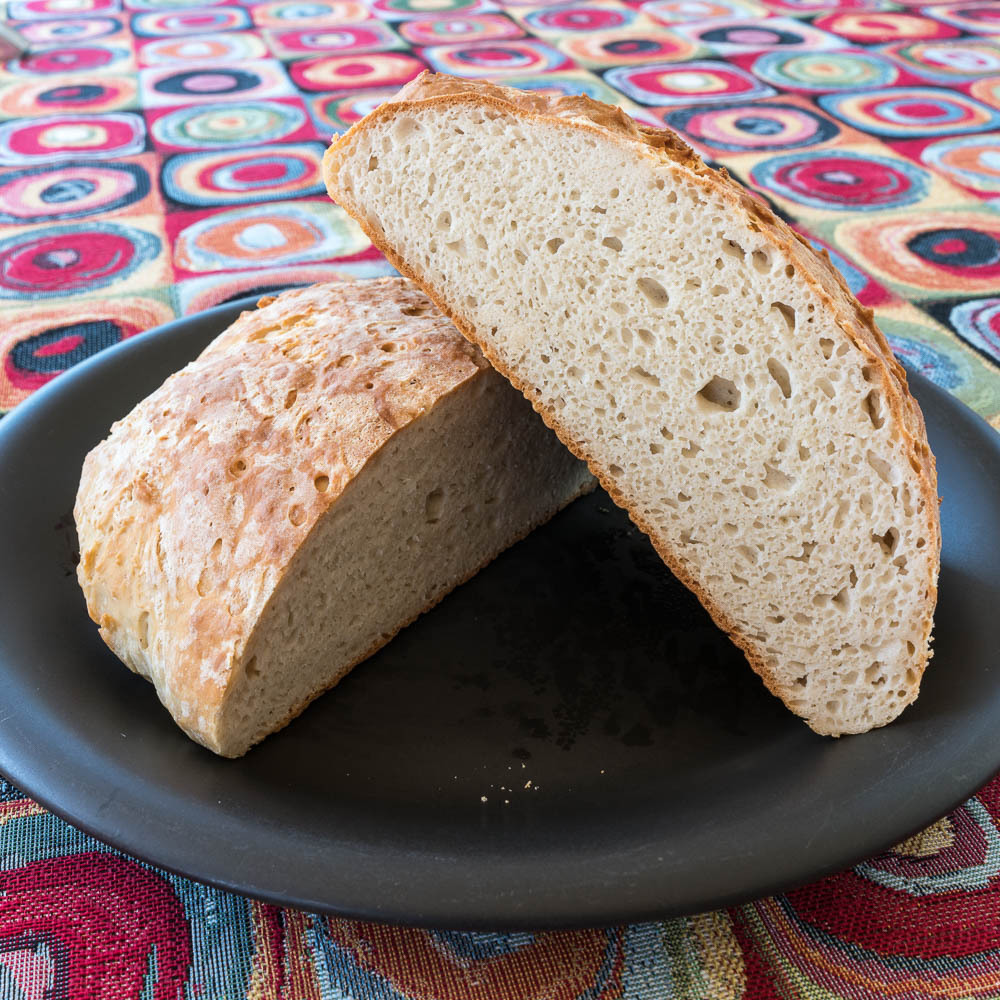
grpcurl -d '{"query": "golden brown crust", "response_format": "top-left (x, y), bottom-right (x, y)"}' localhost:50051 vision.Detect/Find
top-left (325, 73), bottom-right (940, 726)
top-left (74, 278), bottom-right (488, 746)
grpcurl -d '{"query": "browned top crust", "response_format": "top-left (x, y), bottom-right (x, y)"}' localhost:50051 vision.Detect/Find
top-left (74, 278), bottom-right (486, 738)
top-left (332, 70), bottom-right (937, 541)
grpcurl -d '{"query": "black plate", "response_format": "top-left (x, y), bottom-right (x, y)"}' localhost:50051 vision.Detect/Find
top-left (1, 298), bottom-right (999, 930)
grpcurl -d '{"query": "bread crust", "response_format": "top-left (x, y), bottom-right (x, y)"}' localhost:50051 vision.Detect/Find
top-left (324, 73), bottom-right (941, 733)
top-left (75, 279), bottom-right (493, 751)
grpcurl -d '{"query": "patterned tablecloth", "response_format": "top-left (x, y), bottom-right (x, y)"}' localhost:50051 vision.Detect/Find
top-left (0, 0), bottom-right (999, 993)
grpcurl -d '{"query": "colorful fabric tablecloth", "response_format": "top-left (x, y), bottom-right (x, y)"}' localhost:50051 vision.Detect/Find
top-left (1, 0), bottom-right (999, 995)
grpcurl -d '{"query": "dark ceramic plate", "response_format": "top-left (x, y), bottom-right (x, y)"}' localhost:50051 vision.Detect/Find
top-left (1, 298), bottom-right (999, 930)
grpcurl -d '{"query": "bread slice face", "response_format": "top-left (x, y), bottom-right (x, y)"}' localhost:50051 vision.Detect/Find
top-left (74, 278), bottom-right (593, 756)
top-left (325, 73), bottom-right (941, 736)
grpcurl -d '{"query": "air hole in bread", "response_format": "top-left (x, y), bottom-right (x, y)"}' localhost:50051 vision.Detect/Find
top-left (766, 358), bottom-right (792, 399)
top-left (763, 463), bottom-right (794, 492)
top-left (602, 236), bottom-right (622, 252)
top-left (514, 249), bottom-right (527, 265)
top-left (547, 237), bottom-right (564, 254)
top-left (649, 442), bottom-right (663, 455)
top-left (864, 390), bottom-right (884, 429)
top-left (820, 338), bottom-right (834, 360)
top-left (138, 611), bottom-right (150, 650)
top-left (630, 365), bottom-right (660, 388)
top-left (722, 239), bottom-right (745, 259)
top-left (752, 249), bottom-right (771, 274)
top-left (867, 451), bottom-right (896, 485)
top-left (697, 376), bottom-right (740, 412)
top-left (425, 488), bottom-right (444, 524)
top-left (445, 239), bottom-right (465, 256)
top-left (770, 302), bottom-right (796, 334)
top-left (832, 586), bottom-right (851, 612)
top-left (636, 277), bottom-right (669, 308)
top-left (734, 343), bottom-right (749, 355)
top-left (436, 211), bottom-right (451, 231)
top-left (609, 464), bottom-right (623, 477)
top-left (367, 156), bottom-right (378, 172)
top-left (289, 505), bottom-right (305, 526)
top-left (872, 526), bottom-right (898, 555)
top-left (314, 474), bottom-right (329, 493)
top-left (817, 378), bottom-right (836, 400)
top-left (637, 328), bottom-right (654, 346)
top-left (230, 458), bottom-right (246, 476)
top-left (681, 440), bottom-right (701, 459)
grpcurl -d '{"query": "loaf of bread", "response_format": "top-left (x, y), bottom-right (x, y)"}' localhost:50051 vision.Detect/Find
top-left (74, 279), bottom-right (593, 756)
top-left (325, 74), bottom-right (941, 736)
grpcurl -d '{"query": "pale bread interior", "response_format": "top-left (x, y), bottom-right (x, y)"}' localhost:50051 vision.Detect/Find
top-left (329, 98), bottom-right (938, 736)
top-left (218, 367), bottom-right (592, 756)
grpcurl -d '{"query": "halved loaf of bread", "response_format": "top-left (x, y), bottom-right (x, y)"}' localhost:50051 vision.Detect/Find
top-left (75, 278), bottom-right (593, 756)
top-left (325, 74), bottom-right (941, 736)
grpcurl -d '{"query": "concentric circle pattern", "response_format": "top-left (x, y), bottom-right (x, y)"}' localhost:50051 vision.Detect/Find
top-left (8, 0), bottom-right (118, 18)
top-left (161, 143), bottom-right (325, 206)
top-left (421, 38), bottom-right (569, 75)
top-left (138, 32), bottom-right (269, 65)
top-left (665, 101), bottom-right (839, 150)
top-left (18, 17), bottom-right (123, 44)
top-left (248, 1), bottom-right (370, 27)
top-left (398, 14), bottom-right (523, 44)
top-left (930, 1), bottom-right (1000, 34)
top-left (174, 201), bottom-right (367, 271)
top-left (641, 0), bottom-right (765, 24)
top-left (921, 133), bottom-right (1000, 193)
top-left (289, 51), bottom-right (425, 89)
top-left (524, 4), bottom-right (636, 32)
top-left (819, 88), bottom-right (1000, 137)
top-left (674, 16), bottom-right (843, 53)
top-left (9, 45), bottom-right (131, 75)
top-left (131, 6), bottom-right (251, 35)
top-left (605, 59), bottom-right (775, 104)
top-left (141, 60), bottom-right (293, 106)
top-left (0, 113), bottom-right (146, 164)
top-left (269, 22), bottom-right (403, 54)
top-left (149, 100), bottom-right (306, 150)
top-left (0, 76), bottom-right (137, 117)
top-left (0, 161), bottom-right (150, 223)
top-left (813, 11), bottom-right (960, 41)
top-left (882, 39), bottom-right (1000, 82)
top-left (838, 212), bottom-right (1000, 295)
top-left (0, 222), bottom-right (160, 298)
top-left (560, 30), bottom-right (695, 66)
top-left (752, 49), bottom-right (898, 91)
top-left (751, 150), bottom-right (930, 210)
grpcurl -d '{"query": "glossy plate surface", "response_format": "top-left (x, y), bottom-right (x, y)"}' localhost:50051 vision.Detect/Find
top-left (1, 299), bottom-right (998, 929)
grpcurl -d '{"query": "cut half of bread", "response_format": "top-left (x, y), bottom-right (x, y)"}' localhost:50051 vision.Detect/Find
top-left (325, 74), bottom-right (941, 736)
top-left (74, 279), bottom-right (593, 756)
